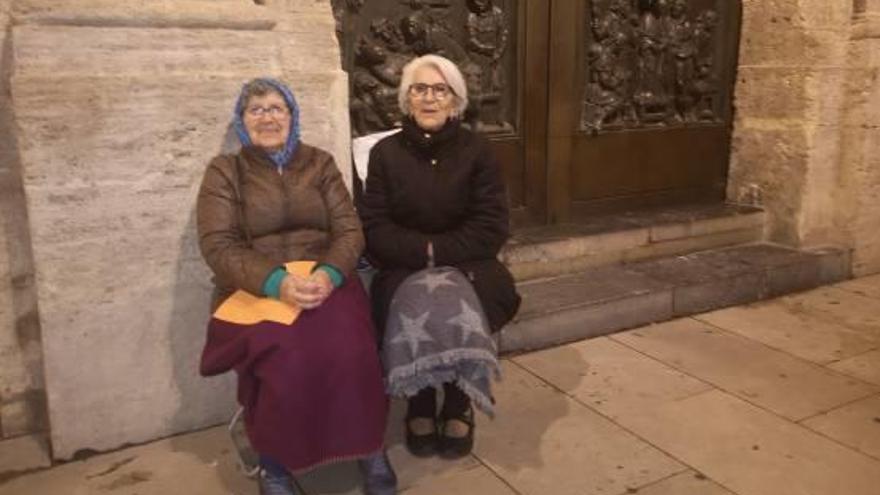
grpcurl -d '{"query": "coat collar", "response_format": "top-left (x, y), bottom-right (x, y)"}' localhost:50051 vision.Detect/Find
top-left (401, 116), bottom-right (461, 153)
top-left (241, 143), bottom-right (303, 171)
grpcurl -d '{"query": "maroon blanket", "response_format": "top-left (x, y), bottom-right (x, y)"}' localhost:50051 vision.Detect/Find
top-left (200, 277), bottom-right (388, 473)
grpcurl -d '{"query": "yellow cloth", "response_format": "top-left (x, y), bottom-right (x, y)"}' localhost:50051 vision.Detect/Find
top-left (212, 261), bottom-right (316, 325)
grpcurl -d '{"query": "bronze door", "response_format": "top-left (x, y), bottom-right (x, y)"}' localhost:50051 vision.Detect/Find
top-left (548, 0), bottom-right (742, 221)
top-left (333, 0), bottom-right (548, 226)
top-left (332, 0), bottom-right (740, 225)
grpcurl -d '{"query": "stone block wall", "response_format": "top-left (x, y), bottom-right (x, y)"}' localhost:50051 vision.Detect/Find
top-left (838, 3), bottom-right (880, 274)
top-left (5, 0), bottom-right (351, 459)
top-left (0, 0), bottom-right (47, 441)
top-left (730, 0), bottom-right (852, 244)
top-left (730, 0), bottom-right (880, 275)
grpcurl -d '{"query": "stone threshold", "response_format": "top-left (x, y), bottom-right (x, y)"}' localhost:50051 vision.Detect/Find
top-left (500, 242), bottom-right (851, 354)
top-left (502, 203), bottom-right (765, 281)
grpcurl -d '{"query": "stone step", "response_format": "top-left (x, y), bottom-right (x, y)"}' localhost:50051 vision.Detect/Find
top-left (502, 203), bottom-right (765, 281)
top-left (499, 242), bottom-right (851, 354)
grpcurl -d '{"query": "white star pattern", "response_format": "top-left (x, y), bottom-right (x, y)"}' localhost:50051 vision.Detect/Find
top-left (390, 311), bottom-right (435, 356)
top-left (412, 270), bottom-right (458, 294)
top-left (446, 300), bottom-right (488, 344)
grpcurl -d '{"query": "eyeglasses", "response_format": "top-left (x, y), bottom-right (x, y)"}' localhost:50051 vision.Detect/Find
top-left (245, 105), bottom-right (289, 118)
top-left (408, 83), bottom-right (453, 100)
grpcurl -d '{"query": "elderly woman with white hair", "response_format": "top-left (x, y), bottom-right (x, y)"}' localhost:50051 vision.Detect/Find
top-left (359, 55), bottom-right (521, 459)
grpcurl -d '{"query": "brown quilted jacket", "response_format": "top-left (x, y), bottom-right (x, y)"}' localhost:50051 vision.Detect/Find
top-left (196, 143), bottom-right (364, 298)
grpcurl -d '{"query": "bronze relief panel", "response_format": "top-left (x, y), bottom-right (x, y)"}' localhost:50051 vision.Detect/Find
top-left (332, 0), bottom-right (519, 137)
top-left (581, 0), bottom-right (733, 135)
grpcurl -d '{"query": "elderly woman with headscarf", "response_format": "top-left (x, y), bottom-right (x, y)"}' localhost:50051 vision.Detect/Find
top-left (359, 55), bottom-right (521, 459)
top-left (196, 78), bottom-right (397, 495)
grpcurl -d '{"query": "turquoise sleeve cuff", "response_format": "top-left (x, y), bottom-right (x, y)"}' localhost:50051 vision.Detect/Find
top-left (316, 264), bottom-right (344, 288)
top-left (261, 267), bottom-right (287, 299)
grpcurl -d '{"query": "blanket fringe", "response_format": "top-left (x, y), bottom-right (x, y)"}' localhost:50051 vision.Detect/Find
top-left (385, 348), bottom-right (500, 417)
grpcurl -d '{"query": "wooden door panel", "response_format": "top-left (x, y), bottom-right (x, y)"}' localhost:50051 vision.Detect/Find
top-left (571, 126), bottom-right (728, 198)
top-left (492, 138), bottom-right (525, 208)
top-left (550, 0), bottom-right (741, 218)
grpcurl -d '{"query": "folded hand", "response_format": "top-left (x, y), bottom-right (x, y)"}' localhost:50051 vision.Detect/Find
top-left (280, 270), bottom-right (333, 310)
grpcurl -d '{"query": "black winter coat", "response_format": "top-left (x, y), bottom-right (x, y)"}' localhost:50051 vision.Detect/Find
top-left (359, 118), bottom-right (521, 334)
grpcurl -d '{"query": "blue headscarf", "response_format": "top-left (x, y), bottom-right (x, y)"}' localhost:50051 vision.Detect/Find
top-left (233, 78), bottom-right (301, 169)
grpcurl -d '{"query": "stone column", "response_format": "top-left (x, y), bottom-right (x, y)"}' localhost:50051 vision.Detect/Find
top-left (729, 0), bottom-right (853, 247)
top-left (837, 1), bottom-right (880, 274)
top-left (730, 0), bottom-right (880, 276)
top-left (0, 0), bottom-right (47, 440)
top-left (9, 0), bottom-right (351, 459)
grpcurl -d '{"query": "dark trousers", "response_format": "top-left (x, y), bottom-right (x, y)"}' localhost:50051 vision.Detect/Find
top-left (407, 383), bottom-right (470, 418)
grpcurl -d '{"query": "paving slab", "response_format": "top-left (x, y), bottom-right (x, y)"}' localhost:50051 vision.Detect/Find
top-left (400, 465), bottom-right (516, 495)
top-left (828, 349), bottom-right (880, 385)
top-left (615, 390), bottom-right (880, 495)
top-left (293, 461), bottom-right (360, 495)
top-left (0, 426), bottom-right (254, 495)
top-left (630, 470), bottom-right (736, 495)
top-left (472, 361), bottom-right (683, 495)
top-left (777, 286), bottom-right (880, 337)
top-left (801, 393), bottom-right (880, 460)
top-left (512, 337), bottom-right (711, 421)
top-left (297, 399), bottom-right (479, 495)
top-left (695, 299), bottom-right (880, 364)
top-left (612, 318), bottom-right (878, 421)
top-left (832, 273), bottom-right (880, 300)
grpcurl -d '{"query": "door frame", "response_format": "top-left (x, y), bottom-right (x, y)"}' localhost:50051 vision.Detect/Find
top-left (510, 0), bottom-right (551, 227)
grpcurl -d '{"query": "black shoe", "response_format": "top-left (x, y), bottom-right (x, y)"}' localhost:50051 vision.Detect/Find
top-left (358, 451), bottom-right (398, 495)
top-left (405, 415), bottom-right (438, 457)
top-left (438, 405), bottom-right (474, 459)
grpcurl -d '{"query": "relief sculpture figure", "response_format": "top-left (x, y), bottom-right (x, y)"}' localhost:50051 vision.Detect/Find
top-left (351, 37), bottom-right (408, 134)
top-left (635, 0), bottom-right (672, 123)
top-left (582, 42), bottom-right (628, 133)
top-left (667, 0), bottom-right (696, 121)
top-left (465, 0), bottom-right (511, 131)
top-left (581, 0), bottom-right (723, 133)
top-left (333, 0), bottom-right (516, 135)
top-left (691, 9), bottom-right (720, 121)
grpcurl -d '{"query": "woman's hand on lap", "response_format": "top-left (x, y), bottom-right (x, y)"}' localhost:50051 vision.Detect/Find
top-left (280, 273), bottom-right (319, 309)
top-left (280, 272), bottom-right (332, 310)
top-left (306, 270), bottom-right (334, 308)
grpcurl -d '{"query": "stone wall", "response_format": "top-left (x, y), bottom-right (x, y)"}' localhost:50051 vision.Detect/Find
top-left (838, 1), bottom-right (880, 274)
top-left (6, 0), bottom-right (350, 459)
top-left (0, 0), bottom-right (47, 441)
top-left (730, 0), bottom-right (880, 275)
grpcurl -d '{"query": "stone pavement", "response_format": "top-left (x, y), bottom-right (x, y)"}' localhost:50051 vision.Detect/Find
top-left (2, 274), bottom-right (880, 495)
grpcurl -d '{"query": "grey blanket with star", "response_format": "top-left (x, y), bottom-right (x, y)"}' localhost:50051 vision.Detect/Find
top-left (382, 267), bottom-right (500, 416)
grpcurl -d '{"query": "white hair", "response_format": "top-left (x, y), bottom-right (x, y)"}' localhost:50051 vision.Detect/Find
top-left (398, 54), bottom-right (469, 117)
